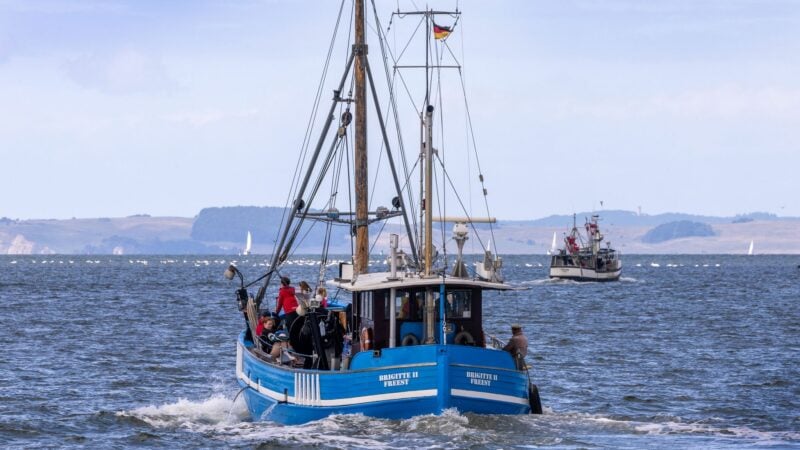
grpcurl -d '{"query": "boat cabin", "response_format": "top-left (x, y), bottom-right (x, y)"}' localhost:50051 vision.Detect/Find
top-left (352, 285), bottom-right (484, 349)
top-left (328, 271), bottom-right (509, 353)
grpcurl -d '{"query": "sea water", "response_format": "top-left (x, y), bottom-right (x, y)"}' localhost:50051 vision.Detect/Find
top-left (1, 255), bottom-right (798, 449)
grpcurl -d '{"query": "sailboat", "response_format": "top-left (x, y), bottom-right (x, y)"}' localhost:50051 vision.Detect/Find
top-left (546, 231), bottom-right (557, 255)
top-left (243, 231), bottom-right (252, 256)
top-left (549, 214), bottom-right (622, 281)
top-left (748, 240), bottom-right (754, 255)
top-left (223, 1), bottom-right (542, 424)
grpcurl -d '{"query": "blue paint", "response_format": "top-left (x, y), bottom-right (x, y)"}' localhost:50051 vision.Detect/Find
top-left (237, 332), bottom-right (530, 424)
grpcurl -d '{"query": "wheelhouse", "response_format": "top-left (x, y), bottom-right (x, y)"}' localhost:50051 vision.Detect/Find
top-left (330, 273), bottom-right (511, 353)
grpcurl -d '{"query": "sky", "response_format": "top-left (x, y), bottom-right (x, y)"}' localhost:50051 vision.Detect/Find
top-left (1, 0), bottom-right (798, 220)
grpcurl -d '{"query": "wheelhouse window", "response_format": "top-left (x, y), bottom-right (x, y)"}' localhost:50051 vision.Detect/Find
top-left (387, 290), bottom-right (413, 319)
top-left (445, 290), bottom-right (472, 319)
top-left (360, 291), bottom-right (373, 320)
top-left (382, 289), bottom-right (473, 320)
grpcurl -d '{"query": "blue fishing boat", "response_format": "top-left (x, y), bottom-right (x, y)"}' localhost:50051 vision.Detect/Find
top-left (225, 0), bottom-right (542, 424)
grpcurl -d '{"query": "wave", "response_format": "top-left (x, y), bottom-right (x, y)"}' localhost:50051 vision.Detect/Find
top-left (519, 278), bottom-right (561, 286)
top-left (117, 394), bottom-right (800, 447)
top-left (634, 420), bottom-right (800, 443)
top-left (118, 394), bottom-right (247, 430)
top-left (540, 410), bottom-right (800, 445)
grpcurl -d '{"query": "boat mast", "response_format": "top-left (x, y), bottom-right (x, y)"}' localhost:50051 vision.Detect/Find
top-left (354, 0), bottom-right (369, 275)
top-left (423, 10), bottom-right (433, 276)
top-left (424, 104), bottom-right (434, 276)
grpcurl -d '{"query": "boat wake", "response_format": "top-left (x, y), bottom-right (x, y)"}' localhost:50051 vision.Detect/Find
top-left (115, 397), bottom-right (799, 447)
top-left (119, 398), bottom-right (565, 448)
top-left (118, 394), bottom-right (249, 430)
top-left (541, 410), bottom-right (800, 446)
top-left (634, 420), bottom-right (800, 443)
top-left (519, 278), bottom-right (564, 286)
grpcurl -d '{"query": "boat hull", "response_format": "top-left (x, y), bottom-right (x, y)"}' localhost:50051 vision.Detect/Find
top-left (548, 265), bottom-right (622, 282)
top-left (236, 333), bottom-right (531, 424)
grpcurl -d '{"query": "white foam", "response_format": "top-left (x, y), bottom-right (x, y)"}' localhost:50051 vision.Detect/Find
top-left (402, 408), bottom-right (470, 435)
top-left (220, 415), bottom-right (393, 448)
top-left (522, 278), bottom-right (565, 286)
top-left (544, 410), bottom-right (799, 445)
top-left (120, 394), bottom-right (247, 429)
top-left (635, 420), bottom-right (800, 443)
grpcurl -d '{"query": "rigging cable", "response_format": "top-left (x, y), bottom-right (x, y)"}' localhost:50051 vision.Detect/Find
top-left (450, 44), bottom-right (499, 255)
top-left (269, 0), bottom-right (348, 276)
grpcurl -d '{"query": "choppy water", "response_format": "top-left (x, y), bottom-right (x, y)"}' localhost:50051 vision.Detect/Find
top-left (1, 255), bottom-right (798, 449)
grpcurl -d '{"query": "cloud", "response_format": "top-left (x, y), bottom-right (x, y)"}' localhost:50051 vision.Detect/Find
top-left (62, 48), bottom-right (178, 94)
top-left (551, 85), bottom-right (800, 121)
top-left (0, 34), bottom-right (14, 64)
top-left (0, 0), bottom-right (126, 14)
top-left (160, 109), bottom-right (260, 128)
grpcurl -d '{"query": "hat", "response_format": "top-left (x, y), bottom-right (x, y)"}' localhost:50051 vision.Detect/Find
top-left (511, 324), bottom-right (522, 330)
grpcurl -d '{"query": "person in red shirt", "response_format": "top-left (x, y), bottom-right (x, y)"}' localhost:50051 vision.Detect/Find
top-left (256, 313), bottom-right (276, 336)
top-left (256, 313), bottom-right (278, 350)
top-left (275, 276), bottom-right (298, 330)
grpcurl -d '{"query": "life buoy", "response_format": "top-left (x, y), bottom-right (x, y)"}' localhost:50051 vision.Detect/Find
top-left (360, 327), bottom-right (373, 351)
top-left (401, 333), bottom-right (419, 346)
top-left (454, 330), bottom-right (475, 346)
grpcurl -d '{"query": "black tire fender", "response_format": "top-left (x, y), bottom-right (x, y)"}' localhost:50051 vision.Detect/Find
top-left (454, 330), bottom-right (475, 346)
top-left (401, 333), bottom-right (419, 346)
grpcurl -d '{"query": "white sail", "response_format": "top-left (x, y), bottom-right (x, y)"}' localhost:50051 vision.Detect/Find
top-left (547, 231), bottom-right (557, 255)
top-left (747, 240), bottom-right (754, 256)
top-left (244, 231), bottom-right (252, 255)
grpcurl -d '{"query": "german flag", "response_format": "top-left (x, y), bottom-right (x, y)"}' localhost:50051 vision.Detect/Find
top-left (433, 22), bottom-right (452, 40)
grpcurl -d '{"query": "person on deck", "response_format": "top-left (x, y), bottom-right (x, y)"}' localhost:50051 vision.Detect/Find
top-left (275, 276), bottom-right (298, 331)
top-left (256, 314), bottom-right (278, 351)
top-left (503, 324), bottom-right (528, 369)
top-left (255, 312), bottom-right (269, 336)
top-left (295, 280), bottom-right (313, 315)
top-left (316, 286), bottom-right (328, 308)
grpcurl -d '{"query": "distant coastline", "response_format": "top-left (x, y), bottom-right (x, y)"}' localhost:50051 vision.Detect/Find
top-left (1, 208), bottom-right (798, 255)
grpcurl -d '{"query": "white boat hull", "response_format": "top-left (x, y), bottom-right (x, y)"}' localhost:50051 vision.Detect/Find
top-left (548, 265), bottom-right (622, 282)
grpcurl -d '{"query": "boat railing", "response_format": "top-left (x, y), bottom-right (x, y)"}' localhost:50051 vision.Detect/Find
top-left (486, 334), bottom-right (505, 350)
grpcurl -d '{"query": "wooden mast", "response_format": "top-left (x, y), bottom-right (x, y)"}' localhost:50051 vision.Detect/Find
top-left (423, 10), bottom-right (432, 277)
top-left (354, 0), bottom-right (368, 274)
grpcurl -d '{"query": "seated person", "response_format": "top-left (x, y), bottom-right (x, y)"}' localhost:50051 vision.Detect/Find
top-left (269, 330), bottom-right (295, 365)
top-left (257, 313), bottom-right (278, 351)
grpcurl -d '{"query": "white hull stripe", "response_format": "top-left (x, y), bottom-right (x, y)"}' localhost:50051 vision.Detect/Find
top-left (451, 388), bottom-right (530, 406)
